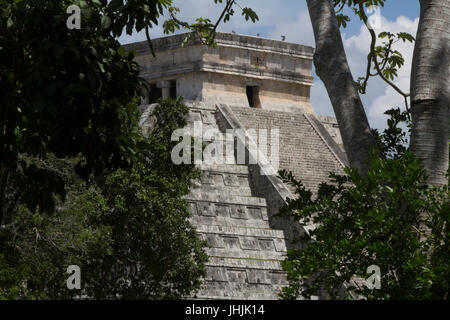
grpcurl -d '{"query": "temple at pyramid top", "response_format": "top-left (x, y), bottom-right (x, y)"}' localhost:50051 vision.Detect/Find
top-left (122, 32), bottom-right (315, 114)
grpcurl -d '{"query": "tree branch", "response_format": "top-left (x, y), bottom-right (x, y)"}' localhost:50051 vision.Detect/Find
top-left (145, 19), bottom-right (156, 58)
top-left (168, 0), bottom-right (236, 46)
top-left (358, 2), bottom-right (411, 116)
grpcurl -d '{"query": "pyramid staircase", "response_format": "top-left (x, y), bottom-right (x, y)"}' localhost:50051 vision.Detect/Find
top-left (182, 102), bottom-right (297, 300)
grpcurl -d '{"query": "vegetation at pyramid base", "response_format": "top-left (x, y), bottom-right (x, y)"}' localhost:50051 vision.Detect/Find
top-left (279, 108), bottom-right (449, 300)
top-left (0, 99), bottom-right (208, 299)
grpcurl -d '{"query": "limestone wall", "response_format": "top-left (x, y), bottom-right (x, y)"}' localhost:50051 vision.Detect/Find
top-left (230, 106), bottom-right (346, 194)
top-left (317, 115), bottom-right (344, 150)
top-left (123, 32), bottom-right (314, 113)
top-left (201, 72), bottom-right (313, 113)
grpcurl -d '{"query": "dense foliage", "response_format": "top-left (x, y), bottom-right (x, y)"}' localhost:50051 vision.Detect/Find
top-left (1, 0), bottom-right (146, 217)
top-left (0, 98), bottom-right (208, 299)
top-left (278, 109), bottom-right (450, 300)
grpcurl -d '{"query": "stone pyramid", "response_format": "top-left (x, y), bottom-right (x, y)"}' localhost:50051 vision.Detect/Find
top-left (125, 32), bottom-right (348, 299)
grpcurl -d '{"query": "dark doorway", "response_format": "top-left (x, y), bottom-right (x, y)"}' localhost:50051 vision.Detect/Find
top-left (170, 80), bottom-right (177, 99)
top-left (246, 86), bottom-right (261, 108)
top-left (148, 83), bottom-right (162, 104)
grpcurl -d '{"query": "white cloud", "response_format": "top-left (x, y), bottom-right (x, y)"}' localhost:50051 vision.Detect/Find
top-left (343, 15), bottom-right (419, 130)
top-left (268, 10), bottom-right (314, 46)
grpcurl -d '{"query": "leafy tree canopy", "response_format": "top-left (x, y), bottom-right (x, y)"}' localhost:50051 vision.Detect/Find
top-left (0, 98), bottom-right (208, 299)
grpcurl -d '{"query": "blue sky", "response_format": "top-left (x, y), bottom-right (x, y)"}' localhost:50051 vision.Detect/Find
top-left (119, 0), bottom-right (421, 131)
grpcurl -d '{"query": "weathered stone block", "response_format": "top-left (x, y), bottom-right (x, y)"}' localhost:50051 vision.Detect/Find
top-left (269, 272), bottom-right (289, 285)
top-left (230, 205), bottom-right (248, 219)
top-left (206, 267), bottom-right (228, 282)
top-left (247, 207), bottom-right (262, 220)
top-left (273, 238), bottom-right (287, 252)
top-left (201, 172), bottom-right (215, 185)
top-left (247, 270), bottom-right (271, 285)
top-left (226, 269), bottom-right (248, 283)
top-left (223, 236), bottom-right (241, 249)
top-left (240, 236), bottom-right (260, 251)
top-left (197, 202), bottom-right (216, 217)
top-left (188, 201), bottom-right (198, 216)
top-left (211, 173), bottom-right (224, 186)
top-left (258, 239), bottom-right (276, 251)
top-left (223, 174), bottom-right (240, 187)
top-left (205, 233), bottom-right (225, 248)
top-left (201, 110), bottom-right (217, 124)
top-left (215, 204), bottom-right (231, 217)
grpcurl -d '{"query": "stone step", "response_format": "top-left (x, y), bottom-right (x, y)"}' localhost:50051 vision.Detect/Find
top-left (195, 224), bottom-right (287, 239)
top-left (200, 228), bottom-right (288, 260)
top-left (186, 101), bottom-right (217, 111)
top-left (186, 193), bottom-right (267, 207)
top-left (205, 247), bottom-right (285, 261)
top-left (203, 265), bottom-right (287, 285)
top-left (183, 129), bottom-right (234, 146)
top-left (197, 170), bottom-right (251, 188)
top-left (192, 184), bottom-right (253, 197)
top-left (187, 200), bottom-right (269, 221)
top-left (190, 215), bottom-right (272, 229)
top-left (206, 256), bottom-right (285, 271)
top-left (194, 280), bottom-right (285, 300)
top-left (201, 228), bottom-right (288, 261)
top-left (187, 109), bottom-right (218, 125)
top-left (198, 163), bottom-right (249, 175)
top-left (202, 259), bottom-right (288, 297)
top-left (184, 123), bottom-right (226, 133)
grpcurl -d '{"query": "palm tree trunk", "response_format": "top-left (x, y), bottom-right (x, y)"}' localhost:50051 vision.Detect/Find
top-left (305, 0), bottom-right (378, 176)
top-left (410, 0), bottom-right (450, 186)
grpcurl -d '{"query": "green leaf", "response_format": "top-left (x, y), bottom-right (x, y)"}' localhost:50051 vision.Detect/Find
top-left (7, 16), bottom-right (13, 28)
top-left (101, 15), bottom-right (111, 29)
top-left (241, 7), bottom-right (258, 23)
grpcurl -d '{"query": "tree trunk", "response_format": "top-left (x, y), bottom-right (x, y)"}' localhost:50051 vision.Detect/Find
top-left (410, 0), bottom-right (450, 186)
top-left (305, 0), bottom-right (378, 176)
